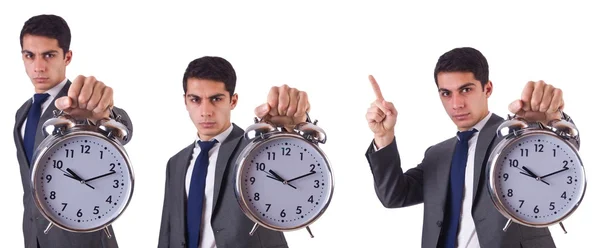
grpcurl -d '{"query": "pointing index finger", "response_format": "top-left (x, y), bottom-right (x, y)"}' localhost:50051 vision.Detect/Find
top-left (369, 75), bottom-right (385, 100)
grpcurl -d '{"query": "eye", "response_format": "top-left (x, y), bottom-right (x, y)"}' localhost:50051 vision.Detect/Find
top-left (44, 54), bottom-right (55, 58)
top-left (190, 97), bottom-right (199, 103)
top-left (211, 97), bottom-right (223, 102)
top-left (24, 53), bottom-right (33, 59)
top-left (461, 88), bottom-right (472, 93)
top-left (440, 91), bottom-right (450, 97)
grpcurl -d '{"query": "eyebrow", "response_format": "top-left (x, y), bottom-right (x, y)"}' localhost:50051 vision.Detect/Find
top-left (187, 93), bottom-right (226, 99)
top-left (21, 50), bottom-right (60, 55)
top-left (438, 82), bottom-right (476, 93)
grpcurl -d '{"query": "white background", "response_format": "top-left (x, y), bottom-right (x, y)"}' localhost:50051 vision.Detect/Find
top-left (1, 1), bottom-right (598, 247)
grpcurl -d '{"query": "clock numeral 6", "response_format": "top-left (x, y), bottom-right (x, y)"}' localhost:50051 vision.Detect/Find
top-left (280, 209), bottom-right (286, 218)
top-left (533, 205), bottom-right (539, 214)
top-left (77, 209), bottom-right (83, 218)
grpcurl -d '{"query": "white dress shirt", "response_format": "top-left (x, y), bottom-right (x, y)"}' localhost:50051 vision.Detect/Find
top-left (20, 78), bottom-right (69, 139)
top-left (185, 124), bottom-right (234, 248)
top-left (456, 111), bottom-right (492, 248)
top-left (372, 111), bottom-right (493, 248)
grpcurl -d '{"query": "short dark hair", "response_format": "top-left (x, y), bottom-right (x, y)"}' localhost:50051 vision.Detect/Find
top-left (182, 56), bottom-right (237, 97)
top-left (20, 14), bottom-right (71, 55)
top-left (433, 47), bottom-right (489, 89)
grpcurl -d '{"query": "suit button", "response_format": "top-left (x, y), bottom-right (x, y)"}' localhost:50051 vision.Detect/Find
top-left (436, 221), bottom-right (443, 227)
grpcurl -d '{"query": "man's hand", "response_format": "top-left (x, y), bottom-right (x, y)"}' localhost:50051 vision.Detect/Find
top-left (508, 80), bottom-right (564, 123)
top-left (254, 84), bottom-right (310, 129)
top-left (54, 75), bottom-right (114, 123)
top-left (366, 75), bottom-right (397, 149)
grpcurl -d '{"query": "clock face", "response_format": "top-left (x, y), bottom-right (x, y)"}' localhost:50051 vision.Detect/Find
top-left (32, 133), bottom-right (133, 231)
top-left (237, 135), bottom-right (333, 230)
top-left (492, 132), bottom-right (585, 226)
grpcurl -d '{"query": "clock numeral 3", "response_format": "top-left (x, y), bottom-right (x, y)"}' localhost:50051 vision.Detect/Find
top-left (567, 176), bottom-right (573, 184)
top-left (314, 180), bottom-right (320, 188)
top-left (113, 180), bottom-right (119, 188)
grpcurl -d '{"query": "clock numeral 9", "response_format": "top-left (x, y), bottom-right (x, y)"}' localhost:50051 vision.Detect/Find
top-left (52, 160), bottom-right (63, 169)
top-left (549, 202), bottom-right (555, 210)
top-left (502, 173), bottom-right (509, 181)
top-left (254, 193), bottom-right (260, 201)
top-left (249, 177), bottom-right (256, 185)
top-left (507, 189), bottom-right (513, 197)
top-left (533, 205), bottom-right (539, 213)
top-left (77, 209), bottom-right (83, 218)
top-left (296, 206), bottom-right (302, 214)
top-left (45, 175), bottom-right (52, 183)
top-left (256, 163), bottom-right (265, 171)
top-left (280, 209), bottom-right (286, 218)
top-left (50, 191), bottom-right (56, 200)
top-left (93, 206), bottom-right (100, 215)
top-left (508, 159), bottom-right (519, 167)
top-left (567, 176), bottom-right (573, 184)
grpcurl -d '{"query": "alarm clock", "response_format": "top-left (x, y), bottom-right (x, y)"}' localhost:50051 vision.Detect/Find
top-left (486, 113), bottom-right (586, 234)
top-left (30, 110), bottom-right (134, 238)
top-left (233, 114), bottom-right (334, 238)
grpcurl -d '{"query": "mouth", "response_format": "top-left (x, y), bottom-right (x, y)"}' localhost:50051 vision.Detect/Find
top-left (199, 122), bottom-right (216, 128)
top-left (453, 113), bottom-right (470, 120)
top-left (33, 77), bottom-right (49, 83)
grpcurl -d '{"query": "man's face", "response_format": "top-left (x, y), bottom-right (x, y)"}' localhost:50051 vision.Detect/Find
top-left (21, 34), bottom-right (71, 93)
top-left (185, 78), bottom-right (238, 140)
top-left (437, 71), bottom-right (492, 131)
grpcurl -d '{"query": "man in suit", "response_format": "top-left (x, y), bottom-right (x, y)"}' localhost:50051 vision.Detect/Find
top-left (158, 56), bottom-right (309, 248)
top-left (14, 14), bottom-right (133, 248)
top-left (364, 47), bottom-right (579, 248)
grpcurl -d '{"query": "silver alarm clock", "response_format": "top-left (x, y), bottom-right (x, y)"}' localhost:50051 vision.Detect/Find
top-left (30, 110), bottom-right (135, 238)
top-left (486, 112), bottom-right (586, 234)
top-left (233, 114), bottom-right (334, 238)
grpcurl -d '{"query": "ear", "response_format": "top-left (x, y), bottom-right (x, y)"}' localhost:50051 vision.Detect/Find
top-left (484, 81), bottom-right (493, 98)
top-left (230, 93), bottom-right (238, 110)
top-left (64, 50), bottom-right (73, 66)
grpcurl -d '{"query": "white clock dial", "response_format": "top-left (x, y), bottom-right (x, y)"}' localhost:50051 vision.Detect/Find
top-left (32, 133), bottom-right (133, 231)
top-left (238, 136), bottom-right (333, 230)
top-left (492, 133), bottom-right (585, 226)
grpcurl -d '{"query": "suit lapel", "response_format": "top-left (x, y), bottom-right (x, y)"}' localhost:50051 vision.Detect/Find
top-left (436, 138), bottom-right (458, 207)
top-left (211, 124), bottom-right (244, 213)
top-left (34, 81), bottom-right (71, 149)
top-left (177, 144), bottom-right (195, 224)
top-left (14, 101), bottom-right (32, 158)
top-left (472, 114), bottom-right (503, 204)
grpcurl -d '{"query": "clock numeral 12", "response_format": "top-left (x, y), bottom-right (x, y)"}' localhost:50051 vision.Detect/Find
top-left (534, 144), bottom-right (544, 152)
top-left (281, 147), bottom-right (290, 156)
top-left (80, 145), bottom-right (90, 154)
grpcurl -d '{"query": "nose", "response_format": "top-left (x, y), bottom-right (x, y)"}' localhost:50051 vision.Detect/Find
top-left (200, 102), bottom-right (214, 117)
top-left (33, 57), bottom-right (46, 73)
top-left (451, 95), bottom-right (465, 109)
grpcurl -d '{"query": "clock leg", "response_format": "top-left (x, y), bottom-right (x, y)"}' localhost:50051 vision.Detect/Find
top-left (43, 223), bottom-right (54, 234)
top-left (559, 222), bottom-right (568, 234)
top-left (306, 226), bottom-right (314, 238)
top-left (502, 219), bottom-right (513, 232)
top-left (104, 226), bottom-right (113, 239)
top-left (249, 222), bottom-right (259, 236)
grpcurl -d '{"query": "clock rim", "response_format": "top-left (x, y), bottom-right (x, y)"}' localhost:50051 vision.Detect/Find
top-left (233, 132), bottom-right (335, 232)
top-left (487, 129), bottom-right (587, 228)
top-left (30, 130), bottom-right (135, 233)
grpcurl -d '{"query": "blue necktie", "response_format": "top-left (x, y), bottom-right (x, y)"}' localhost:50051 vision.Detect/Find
top-left (442, 129), bottom-right (477, 248)
top-left (24, 93), bottom-right (50, 165)
top-left (187, 139), bottom-right (218, 248)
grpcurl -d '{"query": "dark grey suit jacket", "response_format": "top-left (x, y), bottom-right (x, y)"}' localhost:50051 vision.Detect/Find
top-left (157, 123), bottom-right (288, 248)
top-left (14, 81), bottom-right (134, 248)
top-left (365, 113), bottom-right (576, 248)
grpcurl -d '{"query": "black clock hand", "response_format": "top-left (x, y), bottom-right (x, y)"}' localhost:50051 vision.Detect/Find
top-left (267, 169), bottom-right (297, 189)
top-left (85, 171), bottom-right (116, 183)
top-left (540, 168), bottom-right (569, 179)
top-left (522, 166), bottom-right (550, 186)
top-left (265, 174), bottom-right (298, 189)
top-left (287, 171), bottom-right (316, 183)
top-left (65, 168), bottom-right (95, 189)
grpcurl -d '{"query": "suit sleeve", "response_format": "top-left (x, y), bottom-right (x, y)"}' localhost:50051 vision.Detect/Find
top-left (365, 137), bottom-right (430, 208)
top-left (157, 159), bottom-right (172, 248)
top-left (110, 106), bottom-right (134, 146)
